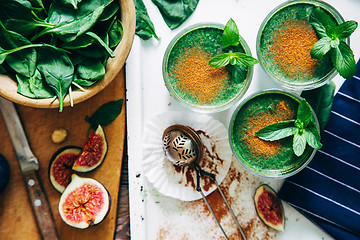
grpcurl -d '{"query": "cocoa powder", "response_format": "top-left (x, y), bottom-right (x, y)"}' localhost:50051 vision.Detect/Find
top-left (171, 129), bottom-right (226, 192)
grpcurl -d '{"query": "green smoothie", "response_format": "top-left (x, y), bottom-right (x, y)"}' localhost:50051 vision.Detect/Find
top-left (257, 1), bottom-right (344, 89)
top-left (230, 91), bottom-right (315, 177)
top-left (163, 24), bottom-right (252, 112)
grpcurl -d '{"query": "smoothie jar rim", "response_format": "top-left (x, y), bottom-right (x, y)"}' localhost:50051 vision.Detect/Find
top-left (256, 0), bottom-right (348, 91)
top-left (228, 88), bottom-right (320, 179)
top-left (162, 22), bottom-right (254, 113)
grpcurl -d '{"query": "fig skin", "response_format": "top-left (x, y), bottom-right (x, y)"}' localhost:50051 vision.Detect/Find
top-left (254, 184), bottom-right (285, 232)
top-left (72, 125), bottom-right (108, 172)
top-left (59, 174), bottom-right (111, 229)
top-left (0, 154), bottom-right (10, 194)
top-left (48, 146), bottom-right (82, 193)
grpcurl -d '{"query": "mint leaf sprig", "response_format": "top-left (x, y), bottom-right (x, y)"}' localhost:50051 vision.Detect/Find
top-left (310, 7), bottom-right (358, 79)
top-left (255, 99), bottom-right (322, 157)
top-left (209, 18), bottom-right (259, 82)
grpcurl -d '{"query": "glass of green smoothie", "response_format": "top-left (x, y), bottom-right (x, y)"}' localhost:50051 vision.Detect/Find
top-left (229, 89), bottom-right (319, 178)
top-left (163, 23), bottom-right (253, 113)
top-left (256, 0), bottom-right (346, 90)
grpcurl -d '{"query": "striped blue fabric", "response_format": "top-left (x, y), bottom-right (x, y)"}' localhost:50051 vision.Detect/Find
top-left (278, 61), bottom-right (360, 240)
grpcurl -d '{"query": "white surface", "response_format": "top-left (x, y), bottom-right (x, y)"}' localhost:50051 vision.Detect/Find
top-left (126, 0), bottom-right (360, 239)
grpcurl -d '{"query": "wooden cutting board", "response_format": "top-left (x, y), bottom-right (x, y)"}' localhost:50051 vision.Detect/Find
top-left (0, 69), bottom-right (126, 240)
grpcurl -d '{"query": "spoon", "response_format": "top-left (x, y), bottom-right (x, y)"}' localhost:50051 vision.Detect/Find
top-left (162, 124), bottom-right (247, 240)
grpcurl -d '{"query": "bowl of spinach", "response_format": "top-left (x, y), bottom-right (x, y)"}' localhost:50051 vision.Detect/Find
top-left (0, 0), bottom-right (135, 111)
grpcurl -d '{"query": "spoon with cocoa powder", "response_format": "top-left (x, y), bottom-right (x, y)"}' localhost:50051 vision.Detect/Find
top-left (162, 124), bottom-right (247, 240)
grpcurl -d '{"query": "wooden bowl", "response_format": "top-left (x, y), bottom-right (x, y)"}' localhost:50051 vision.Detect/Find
top-left (0, 0), bottom-right (136, 109)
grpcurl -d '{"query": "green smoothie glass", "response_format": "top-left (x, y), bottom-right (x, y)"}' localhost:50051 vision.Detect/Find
top-left (257, 0), bottom-right (346, 90)
top-left (229, 89), bottom-right (320, 178)
top-left (163, 23), bottom-right (253, 113)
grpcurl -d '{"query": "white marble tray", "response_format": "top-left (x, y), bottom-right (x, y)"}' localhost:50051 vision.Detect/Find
top-left (126, 0), bottom-right (360, 239)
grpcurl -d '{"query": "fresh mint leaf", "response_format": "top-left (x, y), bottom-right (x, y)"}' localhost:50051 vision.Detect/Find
top-left (310, 36), bottom-right (331, 59)
top-left (293, 129), bottom-right (307, 157)
top-left (255, 98), bottom-right (322, 157)
top-left (301, 81), bottom-right (335, 132)
top-left (209, 52), bottom-right (258, 68)
top-left (310, 7), bottom-right (337, 38)
top-left (304, 124), bottom-right (323, 149)
top-left (255, 120), bottom-right (296, 141)
top-left (233, 52), bottom-right (259, 67)
top-left (85, 99), bottom-right (124, 128)
top-left (297, 99), bottom-right (313, 128)
top-left (227, 64), bottom-right (247, 83)
top-left (223, 18), bottom-right (240, 48)
top-left (336, 20), bottom-right (358, 40)
top-left (310, 7), bottom-right (358, 79)
top-left (330, 41), bottom-right (357, 79)
top-left (209, 53), bottom-right (231, 67)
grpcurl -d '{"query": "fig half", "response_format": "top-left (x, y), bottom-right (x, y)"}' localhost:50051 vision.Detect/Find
top-left (254, 184), bottom-right (285, 232)
top-left (72, 125), bottom-right (108, 172)
top-left (59, 174), bottom-right (111, 229)
top-left (49, 146), bottom-right (82, 193)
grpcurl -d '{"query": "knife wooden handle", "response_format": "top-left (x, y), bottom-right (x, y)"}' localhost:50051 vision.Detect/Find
top-left (22, 170), bottom-right (60, 240)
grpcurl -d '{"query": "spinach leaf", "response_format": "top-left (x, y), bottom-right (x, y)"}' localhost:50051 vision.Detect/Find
top-left (74, 78), bottom-right (97, 87)
top-left (0, 1), bottom-right (34, 20)
top-left (37, 47), bottom-right (74, 112)
top-left (99, 1), bottom-right (119, 21)
top-left (134, 0), bottom-right (159, 40)
top-left (108, 18), bottom-right (123, 48)
top-left (16, 69), bottom-right (54, 98)
top-left (57, 0), bottom-right (83, 9)
top-left (301, 81), bottom-right (335, 132)
top-left (5, 18), bottom-right (55, 37)
top-left (60, 34), bottom-right (94, 49)
top-left (0, 65), bottom-right (6, 74)
top-left (0, 21), bottom-right (37, 78)
top-left (86, 31), bottom-right (115, 57)
top-left (85, 99), bottom-right (123, 128)
top-left (36, 5), bottom-right (105, 42)
top-left (77, 59), bottom-right (105, 81)
top-left (151, 0), bottom-right (199, 30)
top-left (0, 43), bottom-right (68, 65)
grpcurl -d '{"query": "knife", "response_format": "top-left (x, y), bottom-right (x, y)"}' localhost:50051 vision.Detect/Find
top-left (0, 97), bottom-right (59, 240)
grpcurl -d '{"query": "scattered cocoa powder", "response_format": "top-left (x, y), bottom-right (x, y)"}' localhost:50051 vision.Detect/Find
top-left (171, 130), bottom-right (226, 192)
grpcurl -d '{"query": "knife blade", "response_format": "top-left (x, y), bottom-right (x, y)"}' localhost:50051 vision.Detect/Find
top-left (0, 97), bottom-right (59, 240)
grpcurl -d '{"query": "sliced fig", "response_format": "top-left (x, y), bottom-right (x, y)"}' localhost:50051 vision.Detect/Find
top-left (72, 125), bottom-right (107, 172)
top-left (254, 184), bottom-right (285, 232)
top-left (49, 146), bottom-right (82, 193)
top-left (59, 174), bottom-right (111, 229)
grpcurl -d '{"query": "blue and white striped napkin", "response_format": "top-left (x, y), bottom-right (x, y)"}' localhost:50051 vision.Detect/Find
top-left (278, 60), bottom-right (360, 240)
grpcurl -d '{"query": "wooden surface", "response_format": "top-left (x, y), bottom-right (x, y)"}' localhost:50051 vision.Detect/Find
top-left (0, 69), bottom-right (126, 240)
